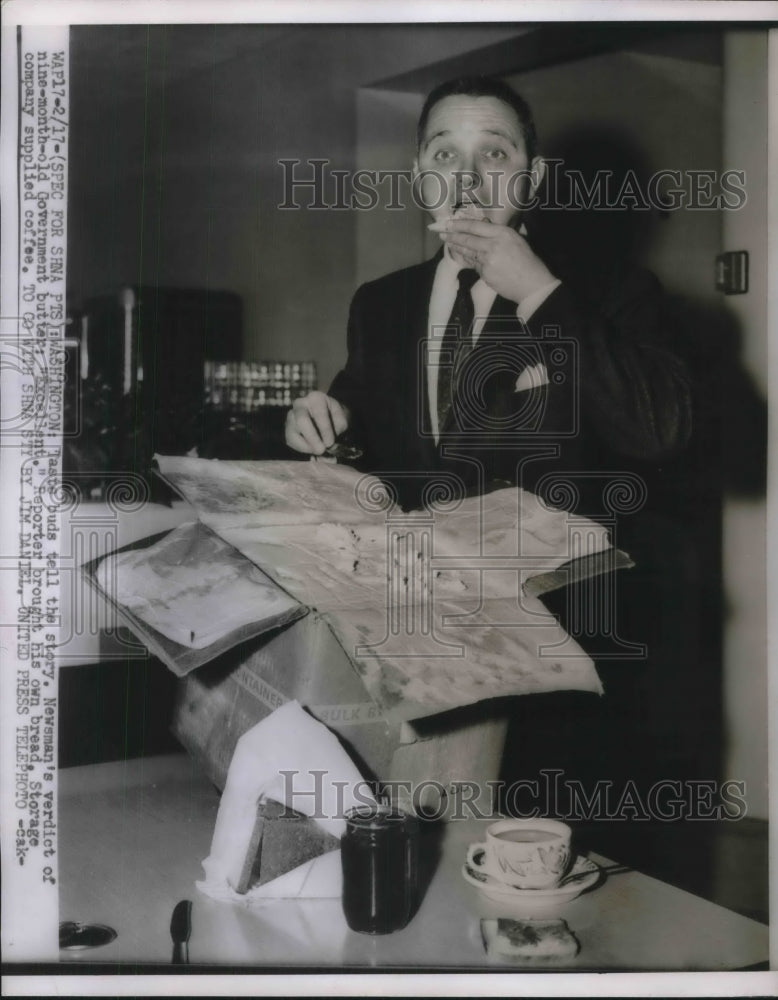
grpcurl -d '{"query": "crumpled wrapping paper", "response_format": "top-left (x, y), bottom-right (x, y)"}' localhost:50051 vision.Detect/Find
top-left (94, 520), bottom-right (300, 649)
top-left (154, 458), bottom-right (612, 719)
top-left (197, 700), bottom-right (374, 904)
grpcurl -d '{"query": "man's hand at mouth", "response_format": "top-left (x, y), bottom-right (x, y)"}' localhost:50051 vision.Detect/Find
top-left (428, 218), bottom-right (556, 305)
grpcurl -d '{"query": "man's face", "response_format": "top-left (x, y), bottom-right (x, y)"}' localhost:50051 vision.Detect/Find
top-left (414, 95), bottom-right (543, 230)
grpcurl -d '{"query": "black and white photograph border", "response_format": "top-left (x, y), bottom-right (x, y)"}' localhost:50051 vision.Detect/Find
top-left (0, 0), bottom-right (776, 996)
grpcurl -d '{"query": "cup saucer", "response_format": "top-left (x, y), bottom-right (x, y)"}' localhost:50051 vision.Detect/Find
top-left (462, 847), bottom-right (601, 908)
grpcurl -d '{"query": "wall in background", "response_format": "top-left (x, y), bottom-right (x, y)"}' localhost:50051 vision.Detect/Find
top-left (505, 31), bottom-right (723, 307)
top-left (505, 31), bottom-right (767, 821)
top-left (68, 24), bottom-right (522, 390)
top-left (355, 88), bottom-right (426, 287)
top-left (719, 30), bottom-right (769, 821)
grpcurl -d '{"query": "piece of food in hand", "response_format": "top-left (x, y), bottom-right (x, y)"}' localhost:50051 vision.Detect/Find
top-left (480, 917), bottom-right (580, 964)
top-left (451, 200), bottom-right (489, 222)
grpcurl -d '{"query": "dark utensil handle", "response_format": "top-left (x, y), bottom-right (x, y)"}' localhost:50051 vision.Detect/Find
top-left (170, 898), bottom-right (192, 964)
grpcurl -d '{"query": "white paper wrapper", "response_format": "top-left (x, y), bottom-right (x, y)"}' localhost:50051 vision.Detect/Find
top-left (94, 520), bottom-right (300, 649)
top-left (155, 457), bottom-right (614, 718)
top-left (197, 700), bottom-right (374, 904)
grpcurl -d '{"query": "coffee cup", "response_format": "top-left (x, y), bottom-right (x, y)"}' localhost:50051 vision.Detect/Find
top-left (466, 818), bottom-right (572, 890)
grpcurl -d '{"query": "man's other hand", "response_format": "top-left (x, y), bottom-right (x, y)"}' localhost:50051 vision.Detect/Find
top-left (428, 218), bottom-right (555, 304)
top-left (285, 391), bottom-right (351, 455)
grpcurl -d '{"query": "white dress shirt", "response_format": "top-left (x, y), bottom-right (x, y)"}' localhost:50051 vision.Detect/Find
top-left (426, 246), bottom-right (561, 442)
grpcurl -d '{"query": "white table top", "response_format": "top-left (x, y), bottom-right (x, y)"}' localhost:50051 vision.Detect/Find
top-left (58, 754), bottom-right (769, 971)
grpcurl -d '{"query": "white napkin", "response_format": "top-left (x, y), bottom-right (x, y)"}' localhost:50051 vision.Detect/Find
top-left (197, 700), bottom-right (374, 904)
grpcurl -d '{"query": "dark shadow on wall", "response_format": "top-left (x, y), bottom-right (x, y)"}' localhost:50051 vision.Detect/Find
top-left (59, 652), bottom-right (183, 768)
top-left (499, 126), bottom-right (767, 896)
top-left (526, 124), bottom-right (660, 286)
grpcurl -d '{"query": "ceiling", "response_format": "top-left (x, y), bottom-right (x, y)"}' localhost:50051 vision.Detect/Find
top-left (70, 23), bottom-right (296, 121)
top-left (69, 21), bottom-right (727, 127)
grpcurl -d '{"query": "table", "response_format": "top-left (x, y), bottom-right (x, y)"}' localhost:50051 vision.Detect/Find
top-left (58, 754), bottom-right (769, 970)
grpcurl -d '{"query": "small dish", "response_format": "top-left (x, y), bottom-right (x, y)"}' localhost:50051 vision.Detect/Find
top-left (462, 848), bottom-right (600, 908)
top-left (59, 921), bottom-right (118, 950)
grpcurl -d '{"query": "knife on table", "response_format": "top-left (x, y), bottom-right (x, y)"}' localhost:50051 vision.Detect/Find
top-left (170, 899), bottom-right (192, 965)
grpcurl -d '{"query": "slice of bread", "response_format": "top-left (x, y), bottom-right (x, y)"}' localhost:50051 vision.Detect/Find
top-left (481, 917), bottom-right (580, 964)
top-left (233, 798), bottom-right (340, 894)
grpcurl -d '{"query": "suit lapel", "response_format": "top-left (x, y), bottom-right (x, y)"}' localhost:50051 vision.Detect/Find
top-left (402, 255), bottom-right (440, 469)
top-left (481, 293), bottom-right (527, 337)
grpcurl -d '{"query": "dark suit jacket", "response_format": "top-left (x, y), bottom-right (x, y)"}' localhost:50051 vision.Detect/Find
top-left (329, 250), bottom-right (692, 515)
top-left (329, 247), bottom-right (702, 803)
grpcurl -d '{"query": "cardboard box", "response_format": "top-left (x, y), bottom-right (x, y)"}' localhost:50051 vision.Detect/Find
top-left (84, 532), bottom-right (509, 814)
top-left (172, 611), bottom-right (509, 811)
top-left (84, 490), bottom-right (629, 816)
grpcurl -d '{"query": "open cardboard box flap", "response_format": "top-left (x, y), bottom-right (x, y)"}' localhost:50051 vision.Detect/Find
top-left (82, 458), bottom-right (632, 791)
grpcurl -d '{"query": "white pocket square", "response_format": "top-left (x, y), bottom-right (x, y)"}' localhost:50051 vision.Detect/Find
top-left (514, 362), bottom-right (549, 393)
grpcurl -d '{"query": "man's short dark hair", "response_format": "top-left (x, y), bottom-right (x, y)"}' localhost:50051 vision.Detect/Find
top-left (416, 76), bottom-right (538, 161)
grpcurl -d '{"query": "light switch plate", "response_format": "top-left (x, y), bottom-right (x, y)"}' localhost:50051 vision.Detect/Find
top-left (715, 251), bottom-right (749, 294)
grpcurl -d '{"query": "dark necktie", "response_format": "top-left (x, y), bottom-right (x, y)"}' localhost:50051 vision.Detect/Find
top-left (437, 268), bottom-right (479, 435)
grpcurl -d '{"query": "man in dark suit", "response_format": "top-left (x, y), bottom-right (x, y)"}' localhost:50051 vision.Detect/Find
top-left (285, 77), bottom-right (698, 835)
top-left (285, 76), bottom-right (692, 515)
